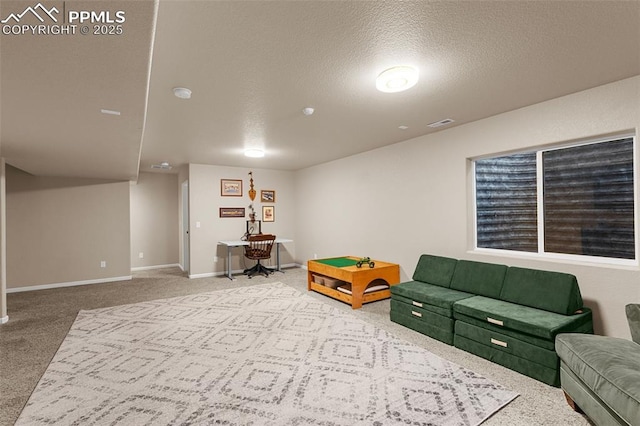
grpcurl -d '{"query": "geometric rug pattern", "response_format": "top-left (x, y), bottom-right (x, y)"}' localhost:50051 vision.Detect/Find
top-left (16, 283), bottom-right (517, 426)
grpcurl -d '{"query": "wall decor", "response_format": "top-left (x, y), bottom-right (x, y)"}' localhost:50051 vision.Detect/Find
top-left (221, 179), bottom-right (242, 196)
top-left (261, 190), bottom-right (276, 203)
top-left (262, 205), bottom-right (275, 222)
top-left (219, 207), bottom-right (245, 218)
top-left (248, 171), bottom-right (256, 201)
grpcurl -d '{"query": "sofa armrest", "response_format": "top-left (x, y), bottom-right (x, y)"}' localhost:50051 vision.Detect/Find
top-left (626, 304), bottom-right (640, 344)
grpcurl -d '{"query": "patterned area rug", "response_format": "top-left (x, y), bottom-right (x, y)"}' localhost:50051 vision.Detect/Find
top-left (17, 283), bottom-right (517, 425)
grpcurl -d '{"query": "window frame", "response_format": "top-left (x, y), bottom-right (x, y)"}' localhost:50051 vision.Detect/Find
top-left (472, 133), bottom-right (638, 267)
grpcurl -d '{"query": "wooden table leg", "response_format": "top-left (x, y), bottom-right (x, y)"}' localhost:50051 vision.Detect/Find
top-left (351, 277), bottom-right (364, 309)
top-left (563, 391), bottom-right (583, 413)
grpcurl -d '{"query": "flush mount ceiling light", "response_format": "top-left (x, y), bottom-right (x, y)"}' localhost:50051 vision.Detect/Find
top-left (302, 107), bottom-right (315, 116)
top-left (376, 66), bottom-right (419, 93)
top-left (173, 87), bottom-right (192, 99)
top-left (244, 148), bottom-right (265, 158)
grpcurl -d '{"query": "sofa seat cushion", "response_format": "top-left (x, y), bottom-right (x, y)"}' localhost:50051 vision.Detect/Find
top-left (453, 296), bottom-right (593, 340)
top-left (391, 281), bottom-right (474, 316)
top-left (391, 293), bottom-right (450, 317)
top-left (454, 312), bottom-right (593, 351)
top-left (390, 299), bottom-right (453, 331)
top-left (455, 333), bottom-right (560, 386)
top-left (556, 334), bottom-right (640, 425)
top-left (456, 321), bottom-right (558, 369)
top-left (390, 304), bottom-right (455, 345)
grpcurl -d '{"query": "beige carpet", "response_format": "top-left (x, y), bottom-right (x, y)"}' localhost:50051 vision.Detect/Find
top-left (16, 283), bottom-right (517, 425)
top-left (1, 267), bottom-right (594, 425)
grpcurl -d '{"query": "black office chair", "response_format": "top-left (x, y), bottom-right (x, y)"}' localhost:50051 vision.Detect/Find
top-left (243, 234), bottom-right (276, 278)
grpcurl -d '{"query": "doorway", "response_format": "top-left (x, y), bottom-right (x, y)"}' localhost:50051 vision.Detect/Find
top-left (181, 180), bottom-right (189, 274)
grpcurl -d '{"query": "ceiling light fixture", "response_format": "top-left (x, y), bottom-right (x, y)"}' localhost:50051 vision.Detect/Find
top-left (302, 107), bottom-right (314, 116)
top-left (173, 87), bottom-right (192, 99)
top-left (244, 148), bottom-right (265, 158)
top-left (376, 66), bottom-right (419, 93)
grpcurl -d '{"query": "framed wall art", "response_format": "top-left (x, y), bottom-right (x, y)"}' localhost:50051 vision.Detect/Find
top-left (219, 207), bottom-right (245, 218)
top-left (260, 190), bottom-right (276, 203)
top-left (262, 206), bottom-right (275, 222)
top-left (221, 179), bottom-right (242, 196)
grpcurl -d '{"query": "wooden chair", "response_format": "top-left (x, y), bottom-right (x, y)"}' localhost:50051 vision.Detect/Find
top-left (243, 234), bottom-right (276, 278)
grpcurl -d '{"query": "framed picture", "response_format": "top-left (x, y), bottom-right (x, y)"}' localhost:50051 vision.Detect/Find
top-left (219, 207), bottom-right (245, 218)
top-left (260, 190), bottom-right (276, 203)
top-left (221, 179), bottom-right (242, 196)
top-left (262, 206), bottom-right (275, 222)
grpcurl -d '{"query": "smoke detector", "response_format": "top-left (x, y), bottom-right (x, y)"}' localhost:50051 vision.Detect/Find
top-left (151, 162), bottom-right (172, 170)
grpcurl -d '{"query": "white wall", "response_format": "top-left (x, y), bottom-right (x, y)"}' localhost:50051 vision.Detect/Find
top-left (0, 158), bottom-right (7, 323)
top-left (295, 76), bottom-right (640, 338)
top-left (6, 166), bottom-right (131, 289)
top-left (130, 172), bottom-right (179, 269)
top-left (188, 164), bottom-right (296, 277)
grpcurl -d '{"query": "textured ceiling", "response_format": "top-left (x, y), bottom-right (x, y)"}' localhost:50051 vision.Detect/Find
top-left (1, 0), bottom-right (157, 180)
top-left (1, 0), bottom-right (639, 179)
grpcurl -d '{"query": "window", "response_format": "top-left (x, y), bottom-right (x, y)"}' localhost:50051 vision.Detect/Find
top-left (474, 136), bottom-right (635, 262)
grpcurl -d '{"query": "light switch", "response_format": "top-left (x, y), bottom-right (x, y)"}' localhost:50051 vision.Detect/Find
top-left (196, 221), bottom-right (201, 228)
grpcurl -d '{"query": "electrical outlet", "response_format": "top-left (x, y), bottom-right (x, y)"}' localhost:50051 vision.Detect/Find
top-left (314, 253), bottom-right (318, 259)
top-left (213, 256), bottom-right (219, 262)
top-left (139, 252), bottom-right (144, 259)
top-left (100, 261), bottom-right (106, 268)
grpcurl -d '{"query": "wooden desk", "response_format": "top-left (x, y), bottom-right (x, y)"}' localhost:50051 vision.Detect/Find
top-left (218, 238), bottom-right (293, 280)
top-left (307, 256), bottom-right (400, 309)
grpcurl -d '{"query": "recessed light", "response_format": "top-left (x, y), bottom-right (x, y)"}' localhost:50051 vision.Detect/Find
top-left (376, 66), bottom-right (419, 93)
top-left (398, 125), bottom-right (409, 130)
top-left (302, 107), bottom-right (315, 116)
top-left (173, 87), bottom-right (192, 99)
top-left (244, 148), bottom-right (265, 158)
top-left (100, 109), bottom-right (121, 115)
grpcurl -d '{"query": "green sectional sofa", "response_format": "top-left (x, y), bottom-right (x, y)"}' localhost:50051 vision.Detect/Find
top-left (555, 304), bottom-right (640, 425)
top-left (390, 254), bottom-right (593, 386)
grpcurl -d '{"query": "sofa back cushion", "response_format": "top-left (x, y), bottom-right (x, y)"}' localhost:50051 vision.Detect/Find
top-left (449, 260), bottom-right (507, 298)
top-left (625, 304), bottom-right (640, 344)
top-left (500, 267), bottom-right (583, 315)
top-left (412, 254), bottom-right (458, 288)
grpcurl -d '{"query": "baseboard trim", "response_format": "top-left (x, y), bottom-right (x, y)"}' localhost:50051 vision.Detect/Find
top-left (0, 315), bottom-right (8, 324)
top-left (188, 272), bottom-right (217, 279)
top-left (131, 263), bottom-right (180, 272)
top-left (188, 263), bottom-right (298, 279)
top-left (7, 275), bottom-right (133, 293)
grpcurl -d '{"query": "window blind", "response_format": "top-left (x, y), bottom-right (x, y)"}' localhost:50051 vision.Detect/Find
top-left (543, 138), bottom-right (635, 259)
top-left (475, 153), bottom-right (538, 252)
